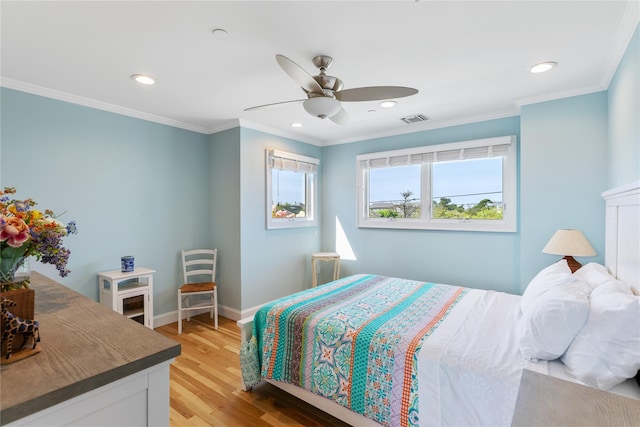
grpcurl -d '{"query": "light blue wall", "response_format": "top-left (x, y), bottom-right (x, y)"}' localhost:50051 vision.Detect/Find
top-left (322, 117), bottom-right (523, 294)
top-left (520, 92), bottom-right (609, 290)
top-left (607, 25), bottom-right (639, 188)
top-left (238, 128), bottom-right (321, 310)
top-left (209, 127), bottom-right (323, 313)
top-left (210, 127), bottom-right (242, 310)
top-left (0, 88), bottom-right (212, 316)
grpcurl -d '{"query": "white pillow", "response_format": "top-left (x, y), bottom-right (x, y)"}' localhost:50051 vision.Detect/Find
top-left (573, 262), bottom-right (633, 293)
top-left (521, 259), bottom-right (574, 312)
top-left (561, 284), bottom-right (640, 390)
top-left (518, 275), bottom-right (591, 361)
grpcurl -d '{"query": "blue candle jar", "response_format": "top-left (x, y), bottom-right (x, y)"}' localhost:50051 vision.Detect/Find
top-left (121, 256), bottom-right (134, 273)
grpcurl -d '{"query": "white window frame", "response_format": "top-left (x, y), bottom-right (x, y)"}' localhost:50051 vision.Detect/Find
top-left (266, 149), bottom-right (319, 230)
top-left (357, 136), bottom-right (517, 232)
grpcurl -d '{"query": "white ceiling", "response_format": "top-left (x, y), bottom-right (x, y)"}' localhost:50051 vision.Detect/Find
top-left (1, 1), bottom-right (638, 146)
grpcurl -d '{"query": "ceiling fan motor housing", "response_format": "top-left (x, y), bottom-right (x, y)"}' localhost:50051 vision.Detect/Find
top-left (312, 75), bottom-right (343, 93)
top-left (310, 56), bottom-right (343, 93)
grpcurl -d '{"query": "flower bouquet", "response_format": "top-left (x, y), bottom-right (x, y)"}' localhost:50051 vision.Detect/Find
top-left (1, 187), bottom-right (78, 292)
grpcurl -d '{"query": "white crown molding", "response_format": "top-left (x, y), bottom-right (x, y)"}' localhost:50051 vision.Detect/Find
top-left (323, 108), bottom-right (521, 147)
top-left (0, 78), bottom-right (211, 134)
top-left (514, 84), bottom-right (606, 109)
top-left (0, 75), bottom-right (614, 148)
top-left (239, 109), bottom-right (522, 147)
top-left (237, 118), bottom-right (325, 146)
top-left (205, 119), bottom-right (241, 135)
top-left (0, 78), bottom-right (522, 146)
top-left (0, 78), bottom-right (330, 144)
top-left (599, 0), bottom-right (640, 88)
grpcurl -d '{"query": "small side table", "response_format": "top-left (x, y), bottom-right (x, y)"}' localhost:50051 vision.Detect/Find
top-left (311, 252), bottom-right (340, 287)
top-left (98, 267), bottom-right (155, 329)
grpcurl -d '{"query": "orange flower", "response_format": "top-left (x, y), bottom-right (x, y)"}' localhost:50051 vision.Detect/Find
top-left (0, 216), bottom-right (30, 248)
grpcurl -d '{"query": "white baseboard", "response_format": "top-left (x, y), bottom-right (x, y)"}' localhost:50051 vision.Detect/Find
top-left (153, 304), bottom-right (242, 328)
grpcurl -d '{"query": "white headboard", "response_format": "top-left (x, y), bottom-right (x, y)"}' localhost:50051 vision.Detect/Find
top-left (602, 181), bottom-right (640, 295)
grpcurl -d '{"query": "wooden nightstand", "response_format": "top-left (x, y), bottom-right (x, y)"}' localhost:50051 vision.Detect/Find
top-left (511, 369), bottom-right (640, 426)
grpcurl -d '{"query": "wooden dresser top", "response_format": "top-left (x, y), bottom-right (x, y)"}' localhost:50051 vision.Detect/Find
top-left (0, 272), bottom-right (181, 425)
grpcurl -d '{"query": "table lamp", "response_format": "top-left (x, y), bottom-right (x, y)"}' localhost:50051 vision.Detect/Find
top-left (542, 229), bottom-right (597, 273)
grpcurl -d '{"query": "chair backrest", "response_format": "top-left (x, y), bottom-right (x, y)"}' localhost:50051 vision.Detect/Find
top-left (182, 249), bottom-right (217, 284)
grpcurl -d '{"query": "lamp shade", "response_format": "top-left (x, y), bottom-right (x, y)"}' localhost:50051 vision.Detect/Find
top-left (303, 97), bottom-right (341, 119)
top-left (542, 229), bottom-right (597, 257)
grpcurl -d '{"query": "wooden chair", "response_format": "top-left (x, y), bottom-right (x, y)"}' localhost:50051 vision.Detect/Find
top-left (178, 249), bottom-right (218, 334)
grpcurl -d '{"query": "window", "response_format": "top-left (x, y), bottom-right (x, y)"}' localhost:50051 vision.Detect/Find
top-left (266, 149), bottom-right (319, 229)
top-left (357, 136), bottom-right (517, 232)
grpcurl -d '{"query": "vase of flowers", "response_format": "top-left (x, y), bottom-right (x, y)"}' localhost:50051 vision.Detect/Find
top-left (1, 187), bottom-right (77, 360)
top-left (1, 186), bottom-right (78, 292)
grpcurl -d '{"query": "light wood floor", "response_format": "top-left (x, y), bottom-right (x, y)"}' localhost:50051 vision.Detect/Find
top-left (155, 315), bottom-right (351, 427)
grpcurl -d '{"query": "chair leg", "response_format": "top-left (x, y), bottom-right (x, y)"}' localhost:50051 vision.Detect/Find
top-left (214, 288), bottom-right (218, 330)
top-left (178, 291), bottom-right (182, 334)
top-left (210, 293), bottom-right (214, 320)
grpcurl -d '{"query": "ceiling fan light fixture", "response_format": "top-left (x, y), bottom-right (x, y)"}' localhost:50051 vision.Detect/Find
top-left (303, 97), bottom-right (341, 119)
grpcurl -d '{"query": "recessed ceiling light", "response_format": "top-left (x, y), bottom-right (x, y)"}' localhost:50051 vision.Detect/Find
top-left (290, 122), bottom-right (303, 128)
top-left (379, 100), bottom-right (397, 108)
top-left (529, 61), bottom-right (557, 74)
top-left (211, 28), bottom-right (229, 38)
top-left (131, 74), bottom-right (155, 85)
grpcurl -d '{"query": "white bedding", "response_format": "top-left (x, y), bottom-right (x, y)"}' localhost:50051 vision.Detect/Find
top-left (419, 289), bottom-right (547, 427)
top-left (418, 288), bottom-right (639, 427)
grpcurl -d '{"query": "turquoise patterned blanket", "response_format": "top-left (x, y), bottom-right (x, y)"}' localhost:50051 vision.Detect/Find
top-left (241, 274), bottom-right (468, 427)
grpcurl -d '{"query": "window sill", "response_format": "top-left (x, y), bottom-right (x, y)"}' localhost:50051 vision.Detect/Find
top-left (358, 218), bottom-right (516, 232)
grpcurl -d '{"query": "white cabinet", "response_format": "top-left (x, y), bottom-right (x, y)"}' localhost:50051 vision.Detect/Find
top-left (5, 362), bottom-right (172, 427)
top-left (98, 268), bottom-right (155, 329)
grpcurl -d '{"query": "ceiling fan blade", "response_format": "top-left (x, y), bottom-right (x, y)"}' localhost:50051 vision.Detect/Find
top-left (335, 86), bottom-right (418, 102)
top-left (276, 54), bottom-right (324, 95)
top-left (244, 99), bottom-right (305, 111)
top-left (329, 107), bottom-right (348, 125)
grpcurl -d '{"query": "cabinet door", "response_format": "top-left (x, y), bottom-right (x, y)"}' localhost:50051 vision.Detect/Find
top-left (117, 290), bottom-right (148, 326)
top-left (5, 363), bottom-right (172, 427)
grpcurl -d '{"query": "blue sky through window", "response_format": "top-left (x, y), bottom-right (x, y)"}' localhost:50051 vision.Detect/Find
top-left (272, 169), bottom-right (306, 205)
top-left (370, 165), bottom-right (420, 203)
top-left (370, 158), bottom-right (503, 206)
top-left (274, 158), bottom-right (503, 208)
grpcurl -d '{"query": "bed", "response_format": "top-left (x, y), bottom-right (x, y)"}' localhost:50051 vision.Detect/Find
top-left (238, 181), bottom-right (640, 426)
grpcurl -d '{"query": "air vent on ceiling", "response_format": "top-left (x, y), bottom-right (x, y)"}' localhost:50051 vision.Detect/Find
top-left (401, 114), bottom-right (429, 124)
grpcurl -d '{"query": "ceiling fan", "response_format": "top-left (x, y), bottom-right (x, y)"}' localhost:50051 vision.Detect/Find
top-left (244, 54), bottom-right (419, 125)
